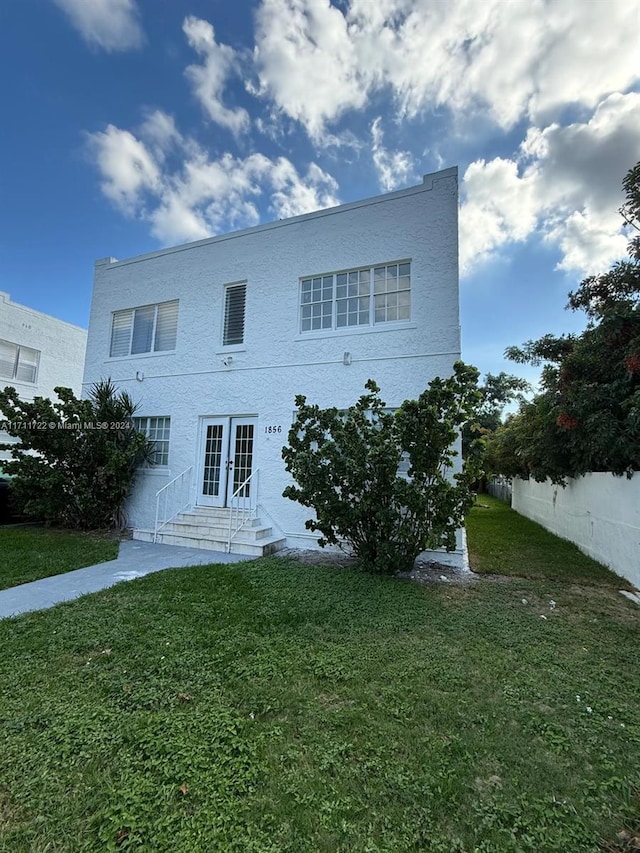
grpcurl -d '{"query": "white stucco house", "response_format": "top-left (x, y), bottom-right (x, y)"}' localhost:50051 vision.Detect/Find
top-left (0, 292), bottom-right (87, 465)
top-left (82, 166), bottom-right (463, 558)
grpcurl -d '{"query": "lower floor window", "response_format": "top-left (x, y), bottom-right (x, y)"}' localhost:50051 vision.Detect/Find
top-left (133, 416), bottom-right (171, 466)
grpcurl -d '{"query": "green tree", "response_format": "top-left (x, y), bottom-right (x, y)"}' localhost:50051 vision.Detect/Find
top-left (282, 362), bottom-right (481, 574)
top-left (0, 379), bottom-right (153, 529)
top-left (462, 371), bottom-right (530, 474)
top-left (490, 160), bottom-right (640, 482)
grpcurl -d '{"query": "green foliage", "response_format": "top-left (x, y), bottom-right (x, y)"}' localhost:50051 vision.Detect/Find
top-left (489, 161), bottom-right (640, 482)
top-left (0, 379), bottom-right (153, 530)
top-left (462, 372), bottom-right (531, 475)
top-left (282, 362), bottom-right (481, 574)
top-left (0, 555), bottom-right (639, 850)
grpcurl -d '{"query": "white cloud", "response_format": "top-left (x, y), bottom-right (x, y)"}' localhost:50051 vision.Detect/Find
top-left (370, 117), bottom-right (415, 191)
top-left (268, 159), bottom-right (339, 218)
top-left (253, 0), bottom-right (366, 142)
top-left (52, 0), bottom-right (143, 51)
top-left (460, 157), bottom-right (539, 271)
top-left (87, 122), bottom-right (340, 244)
top-left (253, 0), bottom-right (639, 140)
top-left (459, 92), bottom-right (640, 277)
top-left (183, 16), bottom-right (250, 135)
top-left (137, 110), bottom-right (183, 162)
top-left (87, 125), bottom-right (160, 213)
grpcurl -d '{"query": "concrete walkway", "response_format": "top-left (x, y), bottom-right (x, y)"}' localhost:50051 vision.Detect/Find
top-left (0, 540), bottom-right (251, 620)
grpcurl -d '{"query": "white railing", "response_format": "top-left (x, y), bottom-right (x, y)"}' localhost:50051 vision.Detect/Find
top-left (227, 469), bottom-right (259, 552)
top-left (154, 466), bottom-right (193, 542)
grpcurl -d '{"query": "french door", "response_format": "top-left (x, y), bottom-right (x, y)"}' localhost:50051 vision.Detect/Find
top-left (197, 417), bottom-right (256, 507)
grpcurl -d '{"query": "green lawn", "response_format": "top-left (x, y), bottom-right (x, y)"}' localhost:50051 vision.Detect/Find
top-left (0, 527), bottom-right (119, 590)
top-left (0, 545), bottom-right (638, 850)
top-left (467, 494), bottom-right (633, 588)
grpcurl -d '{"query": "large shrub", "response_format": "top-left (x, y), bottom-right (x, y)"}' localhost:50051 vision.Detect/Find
top-left (0, 379), bottom-right (153, 529)
top-left (282, 362), bottom-right (480, 574)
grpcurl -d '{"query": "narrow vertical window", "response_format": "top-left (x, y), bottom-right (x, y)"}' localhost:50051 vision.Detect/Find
top-left (130, 305), bottom-right (156, 354)
top-left (0, 340), bottom-right (18, 380)
top-left (223, 284), bottom-right (246, 346)
top-left (374, 263), bottom-right (411, 323)
top-left (154, 300), bottom-right (179, 351)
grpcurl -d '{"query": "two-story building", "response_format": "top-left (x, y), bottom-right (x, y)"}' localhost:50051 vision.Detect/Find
top-left (82, 166), bottom-right (463, 559)
top-left (0, 292), bottom-right (88, 466)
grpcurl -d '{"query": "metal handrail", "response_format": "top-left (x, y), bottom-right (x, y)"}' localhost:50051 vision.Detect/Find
top-left (227, 468), bottom-right (259, 552)
top-left (154, 466), bottom-right (193, 542)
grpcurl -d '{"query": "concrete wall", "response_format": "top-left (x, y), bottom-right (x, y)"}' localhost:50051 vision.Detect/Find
top-left (512, 474), bottom-right (640, 589)
top-left (0, 292), bottom-right (88, 465)
top-left (83, 168), bottom-right (461, 547)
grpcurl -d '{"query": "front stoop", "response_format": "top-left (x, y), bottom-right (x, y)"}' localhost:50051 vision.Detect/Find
top-left (133, 506), bottom-right (286, 557)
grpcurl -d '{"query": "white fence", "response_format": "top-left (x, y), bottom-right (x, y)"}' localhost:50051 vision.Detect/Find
top-left (487, 476), bottom-right (512, 504)
top-left (512, 474), bottom-right (640, 589)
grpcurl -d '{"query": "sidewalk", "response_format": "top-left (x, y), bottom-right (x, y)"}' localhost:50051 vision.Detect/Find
top-left (0, 540), bottom-right (250, 620)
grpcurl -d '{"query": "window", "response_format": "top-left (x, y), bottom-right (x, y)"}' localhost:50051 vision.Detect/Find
top-left (110, 300), bottom-right (178, 357)
top-left (0, 339), bottom-right (40, 383)
top-left (373, 263), bottom-right (411, 323)
top-left (300, 262), bottom-right (410, 332)
top-left (133, 416), bottom-right (171, 466)
top-left (223, 284), bottom-right (246, 346)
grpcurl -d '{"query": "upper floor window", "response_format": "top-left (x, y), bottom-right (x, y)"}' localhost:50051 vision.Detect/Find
top-left (223, 283), bottom-right (246, 346)
top-left (0, 339), bottom-right (40, 383)
top-left (110, 300), bottom-right (178, 358)
top-left (133, 416), bottom-right (171, 466)
top-left (300, 262), bottom-right (411, 333)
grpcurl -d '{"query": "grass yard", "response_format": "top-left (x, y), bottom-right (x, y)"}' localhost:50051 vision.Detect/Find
top-left (0, 542), bottom-right (639, 850)
top-left (0, 527), bottom-right (119, 590)
top-left (466, 494), bottom-right (633, 588)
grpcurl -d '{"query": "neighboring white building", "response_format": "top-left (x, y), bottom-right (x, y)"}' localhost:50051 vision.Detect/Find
top-left (83, 167), bottom-right (463, 557)
top-left (0, 292), bottom-right (87, 465)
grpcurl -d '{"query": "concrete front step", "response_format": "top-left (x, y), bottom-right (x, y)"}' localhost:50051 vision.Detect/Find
top-left (132, 527), bottom-right (286, 557)
top-left (184, 506), bottom-right (255, 520)
top-left (132, 505), bottom-right (286, 557)
top-left (161, 520), bottom-right (273, 540)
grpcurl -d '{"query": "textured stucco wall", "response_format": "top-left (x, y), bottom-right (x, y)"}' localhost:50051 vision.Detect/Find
top-left (0, 292), bottom-right (87, 463)
top-left (512, 474), bottom-right (640, 589)
top-left (83, 168), bottom-right (462, 545)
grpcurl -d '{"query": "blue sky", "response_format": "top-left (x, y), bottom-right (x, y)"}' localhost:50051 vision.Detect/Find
top-left (2, 0), bottom-right (639, 387)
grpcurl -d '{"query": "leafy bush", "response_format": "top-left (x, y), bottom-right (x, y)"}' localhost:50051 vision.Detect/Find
top-left (282, 362), bottom-right (480, 574)
top-left (0, 379), bottom-right (153, 530)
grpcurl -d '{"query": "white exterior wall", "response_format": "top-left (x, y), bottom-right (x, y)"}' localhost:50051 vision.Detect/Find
top-left (0, 292), bottom-right (87, 464)
top-left (83, 168), bottom-right (461, 547)
top-left (512, 474), bottom-right (640, 589)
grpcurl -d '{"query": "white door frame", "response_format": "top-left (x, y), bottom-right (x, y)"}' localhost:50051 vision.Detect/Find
top-left (197, 417), bottom-right (230, 507)
top-left (196, 416), bottom-right (257, 508)
top-left (224, 417), bottom-right (257, 506)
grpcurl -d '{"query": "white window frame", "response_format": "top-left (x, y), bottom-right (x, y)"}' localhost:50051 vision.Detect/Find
top-left (299, 261), bottom-right (411, 334)
top-left (109, 300), bottom-right (179, 358)
top-left (0, 339), bottom-right (40, 384)
top-left (133, 416), bottom-right (171, 467)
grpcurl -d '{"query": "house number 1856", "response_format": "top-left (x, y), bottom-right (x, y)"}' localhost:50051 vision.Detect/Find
top-left (264, 425), bottom-right (283, 434)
